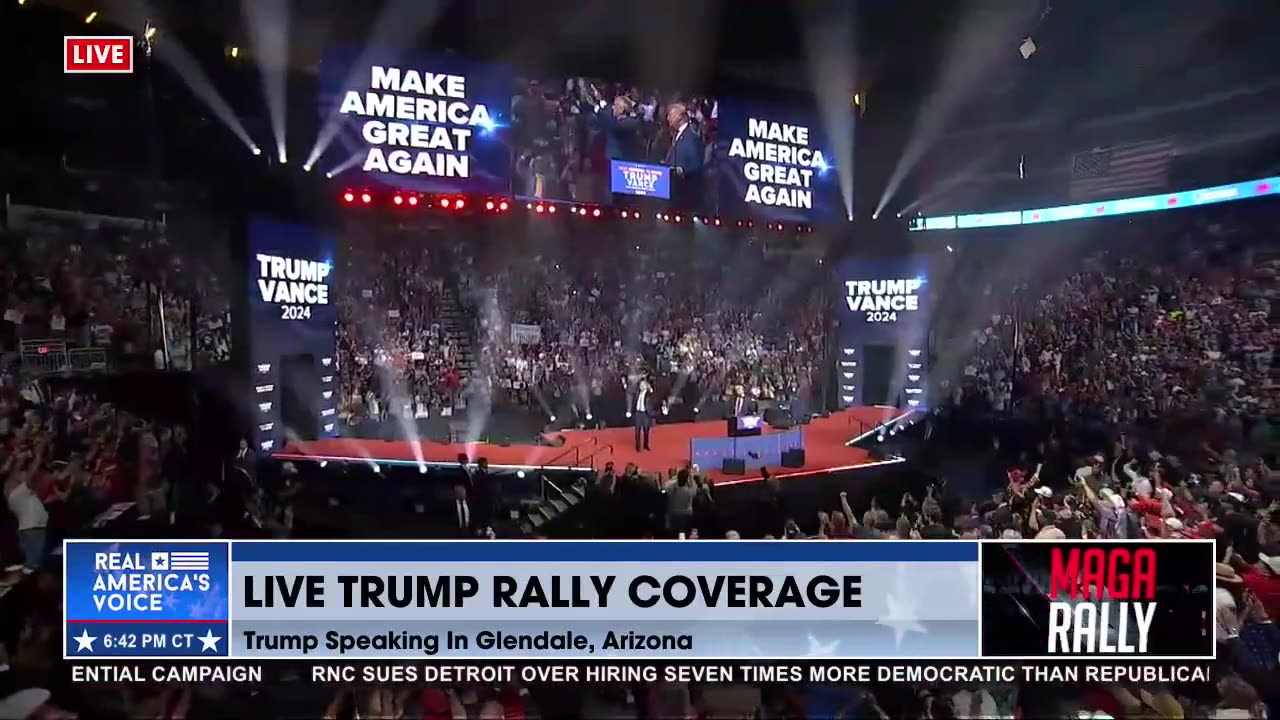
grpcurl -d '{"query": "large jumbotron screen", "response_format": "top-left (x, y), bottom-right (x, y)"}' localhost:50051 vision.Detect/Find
top-left (319, 49), bottom-right (850, 222)
top-left (246, 218), bottom-right (340, 453)
top-left (833, 256), bottom-right (933, 411)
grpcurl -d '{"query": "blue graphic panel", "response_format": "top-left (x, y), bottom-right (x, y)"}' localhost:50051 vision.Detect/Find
top-left (247, 218), bottom-right (340, 452)
top-left (716, 99), bottom-right (848, 222)
top-left (610, 160), bottom-right (671, 199)
top-left (690, 428), bottom-right (804, 470)
top-left (64, 541), bottom-right (230, 658)
top-left (318, 48), bottom-right (512, 195)
top-left (833, 257), bottom-right (933, 409)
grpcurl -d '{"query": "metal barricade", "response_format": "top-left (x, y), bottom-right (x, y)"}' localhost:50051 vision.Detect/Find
top-left (19, 339), bottom-right (70, 375)
top-left (68, 347), bottom-right (109, 372)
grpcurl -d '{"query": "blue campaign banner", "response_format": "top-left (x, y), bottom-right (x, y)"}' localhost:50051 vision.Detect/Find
top-left (318, 48), bottom-right (512, 195)
top-left (64, 541), bottom-right (231, 659)
top-left (690, 428), bottom-right (803, 470)
top-left (610, 160), bottom-right (671, 199)
top-left (715, 98), bottom-right (848, 223)
top-left (833, 256), bottom-right (934, 410)
top-left (247, 217), bottom-right (340, 452)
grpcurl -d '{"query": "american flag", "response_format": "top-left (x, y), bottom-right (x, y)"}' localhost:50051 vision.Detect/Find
top-left (1069, 139), bottom-right (1174, 200)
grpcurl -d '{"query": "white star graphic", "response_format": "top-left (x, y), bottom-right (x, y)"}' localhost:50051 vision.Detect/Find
top-left (73, 629), bottom-right (97, 652)
top-left (198, 629), bottom-right (222, 652)
top-left (805, 632), bottom-right (840, 657)
top-left (876, 565), bottom-right (927, 648)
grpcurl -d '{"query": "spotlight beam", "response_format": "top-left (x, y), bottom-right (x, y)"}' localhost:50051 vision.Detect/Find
top-left (302, 0), bottom-right (447, 171)
top-left (119, 0), bottom-right (259, 154)
top-left (875, 2), bottom-right (1041, 217)
top-left (798, 0), bottom-right (857, 220)
top-left (240, 0), bottom-right (291, 164)
top-left (324, 152), bottom-right (365, 179)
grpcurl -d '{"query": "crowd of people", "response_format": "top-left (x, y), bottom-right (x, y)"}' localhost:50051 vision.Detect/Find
top-left (0, 185), bottom-right (1276, 717)
top-left (455, 231), bottom-right (826, 424)
top-left (335, 235), bottom-right (466, 426)
top-left (0, 379), bottom-right (209, 718)
top-left (0, 207), bottom-right (234, 376)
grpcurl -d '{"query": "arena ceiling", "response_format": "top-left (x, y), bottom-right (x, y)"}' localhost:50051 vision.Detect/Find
top-left (37, 0), bottom-right (1280, 114)
top-left (12, 0), bottom-right (1280, 214)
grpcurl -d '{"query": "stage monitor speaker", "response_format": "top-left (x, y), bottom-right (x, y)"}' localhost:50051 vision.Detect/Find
top-left (781, 448), bottom-right (805, 468)
top-left (722, 458), bottom-right (746, 475)
top-left (765, 408), bottom-right (792, 429)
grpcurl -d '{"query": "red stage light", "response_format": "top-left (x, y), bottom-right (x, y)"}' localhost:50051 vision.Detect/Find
top-left (548, 204), bottom-right (556, 213)
top-left (485, 200), bottom-right (495, 211)
top-left (360, 193), bottom-right (372, 204)
top-left (439, 197), bottom-right (450, 208)
top-left (342, 191), bottom-right (355, 203)
top-left (674, 215), bottom-right (682, 223)
top-left (592, 208), bottom-right (601, 217)
top-left (620, 211), bottom-right (629, 219)
top-left (455, 198), bottom-right (465, 210)
top-left (714, 217), bottom-right (722, 226)
top-left (407, 195), bottom-right (419, 206)
top-left (393, 195), bottom-right (404, 206)
top-left (535, 204), bottom-right (546, 213)
top-left (499, 200), bottom-right (509, 211)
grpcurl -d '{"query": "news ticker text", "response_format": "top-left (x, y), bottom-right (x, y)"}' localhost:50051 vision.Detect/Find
top-left (69, 661), bottom-right (1215, 687)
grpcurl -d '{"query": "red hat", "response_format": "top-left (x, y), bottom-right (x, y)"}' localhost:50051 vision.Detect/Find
top-left (1196, 520), bottom-right (1223, 537)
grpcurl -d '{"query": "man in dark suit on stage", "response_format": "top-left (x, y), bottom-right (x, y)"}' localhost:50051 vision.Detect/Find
top-left (631, 378), bottom-right (657, 452)
top-left (441, 482), bottom-right (485, 538)
top-left (594, 95), bottom-right (642, 162)
top-left (662, 102), bottom-right (704, 212)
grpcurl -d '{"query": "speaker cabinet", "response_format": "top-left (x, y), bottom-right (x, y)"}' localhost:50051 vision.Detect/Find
top-left (781, 448), bottom-right (805, 468)
top-left (721, 458), bottom-right (746, 475)
top-left (764, 408), bottom-right (792, 428)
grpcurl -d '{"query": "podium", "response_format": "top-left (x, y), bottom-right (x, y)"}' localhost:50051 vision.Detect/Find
top-left (727, 414), bottom-right (763, 438)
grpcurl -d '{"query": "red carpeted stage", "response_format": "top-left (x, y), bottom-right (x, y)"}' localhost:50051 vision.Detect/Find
top-left (275, 406), bottom-right (910, 485)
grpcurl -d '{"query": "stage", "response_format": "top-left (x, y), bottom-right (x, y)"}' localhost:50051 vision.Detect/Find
top-left (275, 406), bottom-right (910, 485)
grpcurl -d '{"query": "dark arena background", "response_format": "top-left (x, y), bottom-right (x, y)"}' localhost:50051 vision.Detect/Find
top-left (1, 0), bottom-right (1279, 717)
